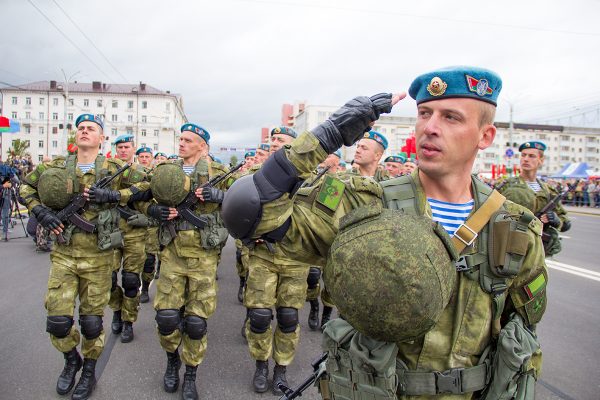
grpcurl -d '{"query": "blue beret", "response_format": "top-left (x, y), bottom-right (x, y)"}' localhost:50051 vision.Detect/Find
top-left (136, 146), bottom-right (152, 155)
top-left (258, 143), bottom-right (271, 152)
top-left (339, 161), bottom-right (347, 167)
top-left (75, 114), bottom-right (104, 130)
top-left (167, 154), bottom-right (179, 159)
top-left (270, 126), bottom-right (297, 138)
top-left (244, 150), bottom-right (256, 158)
top-left (409, 66), bottom-right (502, 106)
top-left (361, 131), bottom-right (388, 150)
top-left (114, 134), bottom-right (134, 145)
top-left (154, 152), bottom-right (167, 159)
top-left (181, 123), bottom-right (210, 144)
top-left (519, 141), bottom-right (547, 152)
top-left (384, 154), bottom-right (406, 164)
top-left (333, 150), bottom-right (342, 158)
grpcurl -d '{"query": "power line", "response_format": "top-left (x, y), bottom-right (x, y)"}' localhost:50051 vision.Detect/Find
top-left (51, 0), bottom-right (130, 83)
top-left (26, 0), bottom-right (115, 83)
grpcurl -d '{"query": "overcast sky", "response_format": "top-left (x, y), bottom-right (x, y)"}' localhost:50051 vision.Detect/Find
top-left (1, 0), bottom-right (599, 146)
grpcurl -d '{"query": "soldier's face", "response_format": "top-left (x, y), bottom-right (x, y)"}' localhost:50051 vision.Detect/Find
top-left (154, 155), bottom-right (167, 163)
top-left (245, 156), bottom-right (256, 167)
top-left (116, 142), bottom-right (135, 162)
top-left (385, 162), bottom-right (403, 177)
top-left (354, 139), bottom-right (383, 167)
top-left (520, 149), bottom-right (544, 172)
top-left (404, 161), bottom-right (417, 173)
top-left (178, 132), bottom-right (207, 159)
top-left (76, 121), bottom-right (104, 150)
top-left (270, 134), bottom-right (293, 153)
top-left (137, 152), bottom-right (152, 166)
top-left (255, 149), bottom-right (269, 163)
top-left (415, 98), bottom-right (495, 179)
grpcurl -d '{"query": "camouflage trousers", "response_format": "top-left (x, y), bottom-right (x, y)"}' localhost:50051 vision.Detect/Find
top-left (154, 243), bottom-right (219, 367)
top-left (108, 221), bottom-right (146, 322)
top-left (244, 249), bottom-right (310, 365)
top-left (46, 251), bottom-right (112, 359)
top-left (305, 265), bottom-right (335, 307)
top-left (234, 239), bottom-right (249, 278)
top-left (142, 226), bottom-right (159, 283)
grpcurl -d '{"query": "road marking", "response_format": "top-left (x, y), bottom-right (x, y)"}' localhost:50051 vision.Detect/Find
top-left (538, 379), bottom-right (577, 400)
top-left (546, 260), bottom-right (600, 282)
top-left (559, 235), bottom-right (570, 239)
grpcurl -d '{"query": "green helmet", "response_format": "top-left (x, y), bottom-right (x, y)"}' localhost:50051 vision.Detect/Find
top-left (501, 185), bottom-right (536, 211)
top-left (38, 168), bottom-right (76, 210)
top-left (324, 206), bottom-right (458, 343)
top-left (150, 162), bottom-right (190, 206)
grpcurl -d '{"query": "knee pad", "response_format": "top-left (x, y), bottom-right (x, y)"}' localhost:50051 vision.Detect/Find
top-left (183, 315), bottom-right (207, 340)
top-left (46, 315), bottom-right (73, 338)
top-left (79, 315), bottom-right (103, 340)
top-left (111, 271), bottom-right (118, 292)
top-left (276, 307), bottom-right (298, 333)
top-left (248, 308), bottom-right (273, 334)
top-left (121, 271), bottom-right (140, 297)
top-left (307, 267), bottom-right (321, 289)
top-left (156, 309), bottom-right (181, 336)
top-left (143, 254), bottom-right (156, 273)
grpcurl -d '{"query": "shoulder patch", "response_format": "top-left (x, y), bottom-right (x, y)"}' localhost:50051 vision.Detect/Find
top-left (316, 176), bottom-right (345, 211)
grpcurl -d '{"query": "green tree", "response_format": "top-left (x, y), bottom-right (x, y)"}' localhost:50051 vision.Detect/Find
top-left (7, 138), bottom-right (30, 157)
top-left (229, 154), bottom-right (238, 166)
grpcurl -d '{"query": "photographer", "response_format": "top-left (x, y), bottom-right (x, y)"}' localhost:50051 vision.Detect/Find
top-left (1, 160), bottom-right (17, 242)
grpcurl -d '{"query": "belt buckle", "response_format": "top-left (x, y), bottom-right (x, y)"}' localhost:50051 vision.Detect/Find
top-left (434, 368), bottom-right (464, 394)
top-left (454, 224), bottom-right (477, 247)
top-left (455, 256), bottom-right (470, 272)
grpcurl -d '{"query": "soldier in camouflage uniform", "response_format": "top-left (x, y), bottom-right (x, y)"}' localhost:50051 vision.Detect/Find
top-left (383, 154), bottom-right (406, 178)
top-left (497, 141), bottom-right (570, 257)
top-left (136, 146), bottom-right (160, 304)
top-left (20, 114), bottom-right (149, 400)
top-left (106, 135), bottom-right (149, 343)
top-left (351, 131), bottom-right (391, 182)
top-left (222, 67), bottom-right (548, 399)
top-left (146, 123), bottom-right (229, 400)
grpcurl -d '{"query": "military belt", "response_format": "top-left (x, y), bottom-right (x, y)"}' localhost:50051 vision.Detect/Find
top-left (397, 363), bottom-right (489, 396)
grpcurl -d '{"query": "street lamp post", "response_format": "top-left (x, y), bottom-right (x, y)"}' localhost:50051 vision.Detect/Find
top-left (61, 69), bottom-right (79, 156)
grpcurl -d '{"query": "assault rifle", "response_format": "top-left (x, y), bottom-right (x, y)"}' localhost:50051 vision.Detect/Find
top-left (277, 353), bottom-right (328, 400)
top-left (165, 160), bottom-right (245, 237)
top-left (55, 163), bottom-right (131, 244)
top-left (535, 189), bottom-right (568, 242)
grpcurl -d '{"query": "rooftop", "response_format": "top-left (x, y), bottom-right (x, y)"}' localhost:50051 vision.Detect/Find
top-left (0, 80), bottom-right (179, 97)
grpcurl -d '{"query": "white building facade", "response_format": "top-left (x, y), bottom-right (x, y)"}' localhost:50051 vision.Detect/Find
top-left (0, 80), bottom-right (186, 161)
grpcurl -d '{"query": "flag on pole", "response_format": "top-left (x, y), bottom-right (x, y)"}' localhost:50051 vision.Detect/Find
top-left (0, 116), bottom-right (10, 132)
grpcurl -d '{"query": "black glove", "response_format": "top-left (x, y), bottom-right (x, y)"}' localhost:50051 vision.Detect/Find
top-left (201, 186), bottom-right (224, 204)
top-left (88, 187), bottom-right (121, 204)
top-left (312, 93), bottom-right (393, 153)
top-left (545, 211), bottom-right (561, 228)
top-left (148, 204), bottom-right (172, 223)
top-left (32, 205), bottom-right (62, 230)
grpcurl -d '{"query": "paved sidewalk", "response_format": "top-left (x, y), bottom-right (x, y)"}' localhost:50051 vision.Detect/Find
top-left (563, 205), bottom-right (600, 216)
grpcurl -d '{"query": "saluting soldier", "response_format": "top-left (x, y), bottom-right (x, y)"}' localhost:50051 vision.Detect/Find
top-left (497, 141), bottom-right (570, 256)
top-left (146, 123), bottom-right (229, 400)
top-left (352, 131), bottom-right (391, 181)
top-left (222, 67), bottom-right (548, 399)
top-left (20, 114), bottom-right (149, 400)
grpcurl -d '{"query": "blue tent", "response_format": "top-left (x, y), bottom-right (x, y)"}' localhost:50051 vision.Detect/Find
top-left (550, 162), bottom-right (594, 178)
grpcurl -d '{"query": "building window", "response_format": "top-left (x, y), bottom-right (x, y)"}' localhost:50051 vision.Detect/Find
top-left (25, 127), bottom-right (31, 134)
top-left (52, 127), bottom-right (58, 134)
top-left (11, 97), bottom-right (17, 105)
top-left (142, 101), bottom-right (147, 109)
top-left (126, 128), bottom-right (133, 135)
top-left (111, 114), bottom-right (118, 122)
top-left (11, 112), bottom-right (17, 119)
top-left (166, 102), bottom-right (170, 112)
top-left (39, 127), bottom-right (44, 134)
top-left (39, 140), bottom-right (44, 148)
top-left (112, 100), bottom-right (118, 108)
top-left (25, 112), bottom-right (31, 119)
top-left (38, 155), bottom-right (43, 162)
top-left (141, 129), bottom-right (147, 137)
top-left (84, 99), bottom-right (89, 107)
top-left (141, 143), bottom-right (146, 148)
top-left (53, 98), bottom-right (59, 106)
top-left (111, 128), bottom-right (117, 137)
top-left (153, 143), bottom-right (158, 151)
top-left (97, 100), bottom-right (103, 107)
top-left (69, 98), bottom-right (74, 106)
top-left (52, 140), bottom-right (58, 148)
top-left (154, 130), bottom-right (159, 137)
top-left (39, 97), bottom-right (45, 106)
top-left (127, 115), bottom-right (133, 122)
top-left (68, 113), bottom-right (73, 121)
top-left (26, 97), bottom-right (31, 105)
top-left (52, 113), bottom-right (58, 120)
top-left (141, 115), bottom-right (147, 123)
top-left (128, 100), bottom-right (134, 109)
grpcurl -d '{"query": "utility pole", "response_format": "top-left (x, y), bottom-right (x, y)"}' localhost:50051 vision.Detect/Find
top-left (60, 69), bottom-right (79, 156)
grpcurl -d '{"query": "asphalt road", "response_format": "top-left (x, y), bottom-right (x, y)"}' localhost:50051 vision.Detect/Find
top-left (0, 212), bottom-right (598, 400)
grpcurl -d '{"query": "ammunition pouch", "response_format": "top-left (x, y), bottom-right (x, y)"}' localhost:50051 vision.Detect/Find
top-left (126, 213), bottom-right (157, 228)
top-left (488, 210), bottom-right (532, 278)
top-left (199, 211), bottom-right (229, 250)
top-left (96, 208), bottom-right (123, 250)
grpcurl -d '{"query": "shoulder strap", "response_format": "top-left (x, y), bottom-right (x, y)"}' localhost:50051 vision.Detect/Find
top-left (191, 159), bottom-right (209, 186)
top-left (94, 155), bottom-right (107, 183)
top-left (65, 155), bottom-right (79, 194)
top-left (380, 174), bottom-right (421, 215)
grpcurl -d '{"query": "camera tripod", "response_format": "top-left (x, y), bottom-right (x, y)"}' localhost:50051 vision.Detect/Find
top-left (0, 187), bottom-right (29, 241)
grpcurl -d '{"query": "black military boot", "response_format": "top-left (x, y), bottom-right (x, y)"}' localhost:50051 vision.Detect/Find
top-left (140, 280), bottom-right (150, 303)
top-left (272, 364), bottom-right (289, 396)
top-left (308, 299), bottom-right (320, 331)
top-left (121, 321), bottom-right (134, 343)
top-left (71, 358), bottom-right (96, 400)
top-left (164, 350), bottom-right (182, 393)
top-left (237, 276), bottom-right (245, 303)
top-left (320, 306), bottom-right (333, 330)
top-left (182, 365), bottom-right (199, 400)
top-left (56, 348), bottom-right (82, 395)
top-left (252, 360), bottom-right (269, 393)
top-left (111, 310), bottom-right (123, 334)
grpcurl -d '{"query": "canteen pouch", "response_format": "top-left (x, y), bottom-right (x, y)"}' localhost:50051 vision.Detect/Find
top-left (321, 318), bottom-right (398, 400)
top-left (200, 212), bottom-right (229, 250)
top-left (96, 208), bottom-right (123, 250)
top-left (483, 313), bottom-right (540, 400)
top-left (127, 213), bottom-right (157, 228)
top-left (488, 211), bottom-right (531, 278)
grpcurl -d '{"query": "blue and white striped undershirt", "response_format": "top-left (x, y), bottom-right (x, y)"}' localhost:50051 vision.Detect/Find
top-left (77, 163), bottom-right (94, 173)
top-left (183, 165), bottom-right (195, 175)
top-left (427, 198), bottom-right (474, 237)
top-left (526, 181), bottom-right (542, 193)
